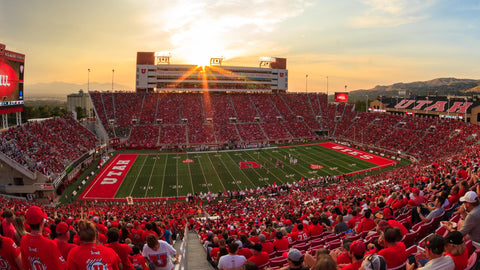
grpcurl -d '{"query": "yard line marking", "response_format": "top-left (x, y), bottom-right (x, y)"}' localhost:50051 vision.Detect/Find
top-left (160, 154), bottom-right (168, 196)
top-left (186, 154), bottom-right (195, 195)
top-left (252, 149), bottom-right (285, 185)
top-left (143, 156), bottom-right (158, 198)
top-left (196, 155), bottom-right (211, 193)
top-left (129, 155), bottom-right (148, 197)
top-left (224, 151), bottom-right (255, 187)
top-left (216, 153), bottom-right (241, 190)
top-left (206, 153), bottom-right (226, 191)
top-left (242, 150), bottom-right (282, 184)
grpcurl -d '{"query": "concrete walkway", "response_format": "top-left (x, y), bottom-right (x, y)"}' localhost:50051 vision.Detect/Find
top-left (186, 230), bottom-right (215, 270)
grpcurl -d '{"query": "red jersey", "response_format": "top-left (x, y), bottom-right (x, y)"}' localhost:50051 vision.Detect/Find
top-left (336, 252), bottom-right (351, 265)
top-left (0, 236), bottom-right (21, 270)
top-left (131, 228), bottom-right (145, 244)
top-left (378, 242), bottom-right (407, 269)
top-left (130, 253), bottom-right (148, 270)
top-left (106, 242), bottom-right (134, 270)
top-left (273, 238), bottom-right (289, 251)
top-left (355, 218), bottom-right (376, 233)
top-left (237, 247), bottom-right (252, 259)
top-left (446, 249), bottom-right (469, 270)
top-left (260, 242), bottom-right (274, 255)
top-left (67, 243), bottom-right (121, 270)
top-left (53, 238), bottom-right (77, 260)
top-left (341, 260), bottom-right (362, 270)
top-left (248, 251), bottom-right (270, 267)
top-left (308, 224), bottom-right (324, 237)
top-left (20, 233), bottom-right (66, 270)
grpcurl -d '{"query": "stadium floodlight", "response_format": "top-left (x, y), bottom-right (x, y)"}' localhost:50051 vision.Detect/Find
top-left (210, 57), bottom-right (224, 66)
top-left (155, 52), bottom-right (172, 65)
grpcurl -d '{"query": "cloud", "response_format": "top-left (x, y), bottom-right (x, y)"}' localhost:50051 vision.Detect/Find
top-left (139, 0), bottom-right (312, 63)
top-left (351, 0), bottom-right (436, 28)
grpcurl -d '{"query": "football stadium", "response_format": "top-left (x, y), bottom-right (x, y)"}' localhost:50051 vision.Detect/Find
top-left (1, 44), bottom-right (480, 270)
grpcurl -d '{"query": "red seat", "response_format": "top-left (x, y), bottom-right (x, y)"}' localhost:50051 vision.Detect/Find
top-left (292, 242), bottom-right (309, 252)
top-left (274, 249), bottom-right (289, 258)
top-left (405, 245), bottom-right (418, 257)
top-left (269, 257), bottom-right (287, 268)
top-left (310, 238), bottom-right (325, 246)
top-left (465, 251), bottom-right (478, 270)
top-left (402, 231), bottom-right (419, 248)
top-left (325, 239), bottom-right (341, 250)
top-left (308, 244), bottom-right (325, 255)
top-left (258, 261), bottom-right (270, 270)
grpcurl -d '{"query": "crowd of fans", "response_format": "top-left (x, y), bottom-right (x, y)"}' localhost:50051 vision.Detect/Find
top-left (90, 92), bottom-right (480, 160)
top-left (0, 115), bottom-right (97, 177)
top-left (189, 139), bottom-right (480, 270)
top-left (0, 197), bottom-right (192, 269)
top-left (3, 92), bottom-right (480, 269)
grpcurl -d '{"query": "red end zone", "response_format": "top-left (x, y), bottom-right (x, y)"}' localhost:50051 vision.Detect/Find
top-left (318, 142), bottom-right (398, 167)
top-left (79, 154), bottom-right (138, 200)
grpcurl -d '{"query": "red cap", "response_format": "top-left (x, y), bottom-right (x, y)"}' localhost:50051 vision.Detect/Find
top-left (382, 208), bottom-right (393, 219)
top-left (350, 240), bottom-right (366, 256)
top-left (26, 206), bottom-right (44, 225)
top-left (42, 226), bottom-right (51, 237)
top-left (56, 222), bottom-right (69, 235)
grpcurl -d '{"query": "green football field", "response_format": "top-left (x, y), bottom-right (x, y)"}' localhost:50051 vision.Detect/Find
top-left (97, 143), bottom-right (400, 199)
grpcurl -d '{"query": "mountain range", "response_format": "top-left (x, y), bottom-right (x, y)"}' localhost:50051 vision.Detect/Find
top-left (348, 77), bottom-right (480, 102)
top-left (25, 81), bottom-right (132, 101)
top-left (25, 78), bottom-right (480, 103)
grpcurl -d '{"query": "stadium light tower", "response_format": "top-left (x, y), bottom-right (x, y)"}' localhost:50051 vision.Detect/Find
top-left (305, 74), bottom-right (308, 93)
top-left (87, 68), bottom-right (91, 91)
top-left (112, 69), bottom-right (115, 91)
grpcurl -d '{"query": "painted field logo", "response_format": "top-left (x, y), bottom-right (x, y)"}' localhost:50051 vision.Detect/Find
top-left (239, 161), bottom-right (262, 169)
top-left (310, 164), bottom-right (323, 169)
top-left (182, 159), bottom-right (194, 163)
top-left (101, 159), bottom-right (132, 184)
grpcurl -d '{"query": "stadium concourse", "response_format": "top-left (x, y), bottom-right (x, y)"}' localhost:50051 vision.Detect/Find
top-left (1, 92), bottom-right (480, 269)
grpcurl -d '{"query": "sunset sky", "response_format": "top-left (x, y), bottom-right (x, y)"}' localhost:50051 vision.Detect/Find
top-left (1, 0), bottom-right (479, 93)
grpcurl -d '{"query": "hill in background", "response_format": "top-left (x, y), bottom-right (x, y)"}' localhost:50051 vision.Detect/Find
top-left (347, 78), bottom-right (480, 102)
top-left (25, 81), bottom-right (132, 101)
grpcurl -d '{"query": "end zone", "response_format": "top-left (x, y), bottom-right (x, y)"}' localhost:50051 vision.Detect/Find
top-left (79, 154), bottom-right (138, 200)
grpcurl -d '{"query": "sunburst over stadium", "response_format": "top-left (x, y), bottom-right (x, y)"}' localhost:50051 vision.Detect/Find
top-left (1, 43), bottom-right (480, 270)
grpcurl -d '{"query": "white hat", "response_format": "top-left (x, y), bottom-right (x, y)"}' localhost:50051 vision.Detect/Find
top-left (460, 191), bottom-right (478, 203)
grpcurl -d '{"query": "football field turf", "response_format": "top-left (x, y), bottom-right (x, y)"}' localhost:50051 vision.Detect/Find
top-left (79, 142), bottom-right (400, 201)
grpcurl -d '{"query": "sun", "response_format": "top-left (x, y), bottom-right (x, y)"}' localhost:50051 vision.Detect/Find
top-left (181, 38), bottom-right (223, 67)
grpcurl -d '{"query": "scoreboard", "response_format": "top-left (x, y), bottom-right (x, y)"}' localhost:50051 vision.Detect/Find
top-left (0, 43), bottom-right (25, 115)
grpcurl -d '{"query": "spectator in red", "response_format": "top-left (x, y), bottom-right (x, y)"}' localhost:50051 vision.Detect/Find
top-left (330, 239), bottom-right (352, 267)
top-left (106, 227), bottom-right (135, 270)
top-left (347, 210), bottom-right (360, 230)
top-left (377, 227), bottom-right (407, 269)
top-left (355, 209), bottom-right (375, 233)
top-left (248, 243), bottom-right (269, 269)
top-left (290, 223), bottom-right (309, 242)
top-left (20, 206), bottom-right (66, 270)
top-left (0, 235), bottom-right (23, 270)
top-left (258, 234), bottom-right (274, 255)
top-left (308, 217), bottom-right (324, 237)
top-left (342, 240), bottom-right (365, 270)
top-left (67, 219), bottom-right (122, 270)
top-left (236, 240), bottom-right (253, 259)
top-left (131, 245), bottom-right (148, 270)
top-left (1, 209), bottom-right (16, 240)
top-left (53, 222), bottom-right (77, 260)
top-left (444, 231), bottom-right (468, 270)
top-left (273, 231), bottom-right (289, 252)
